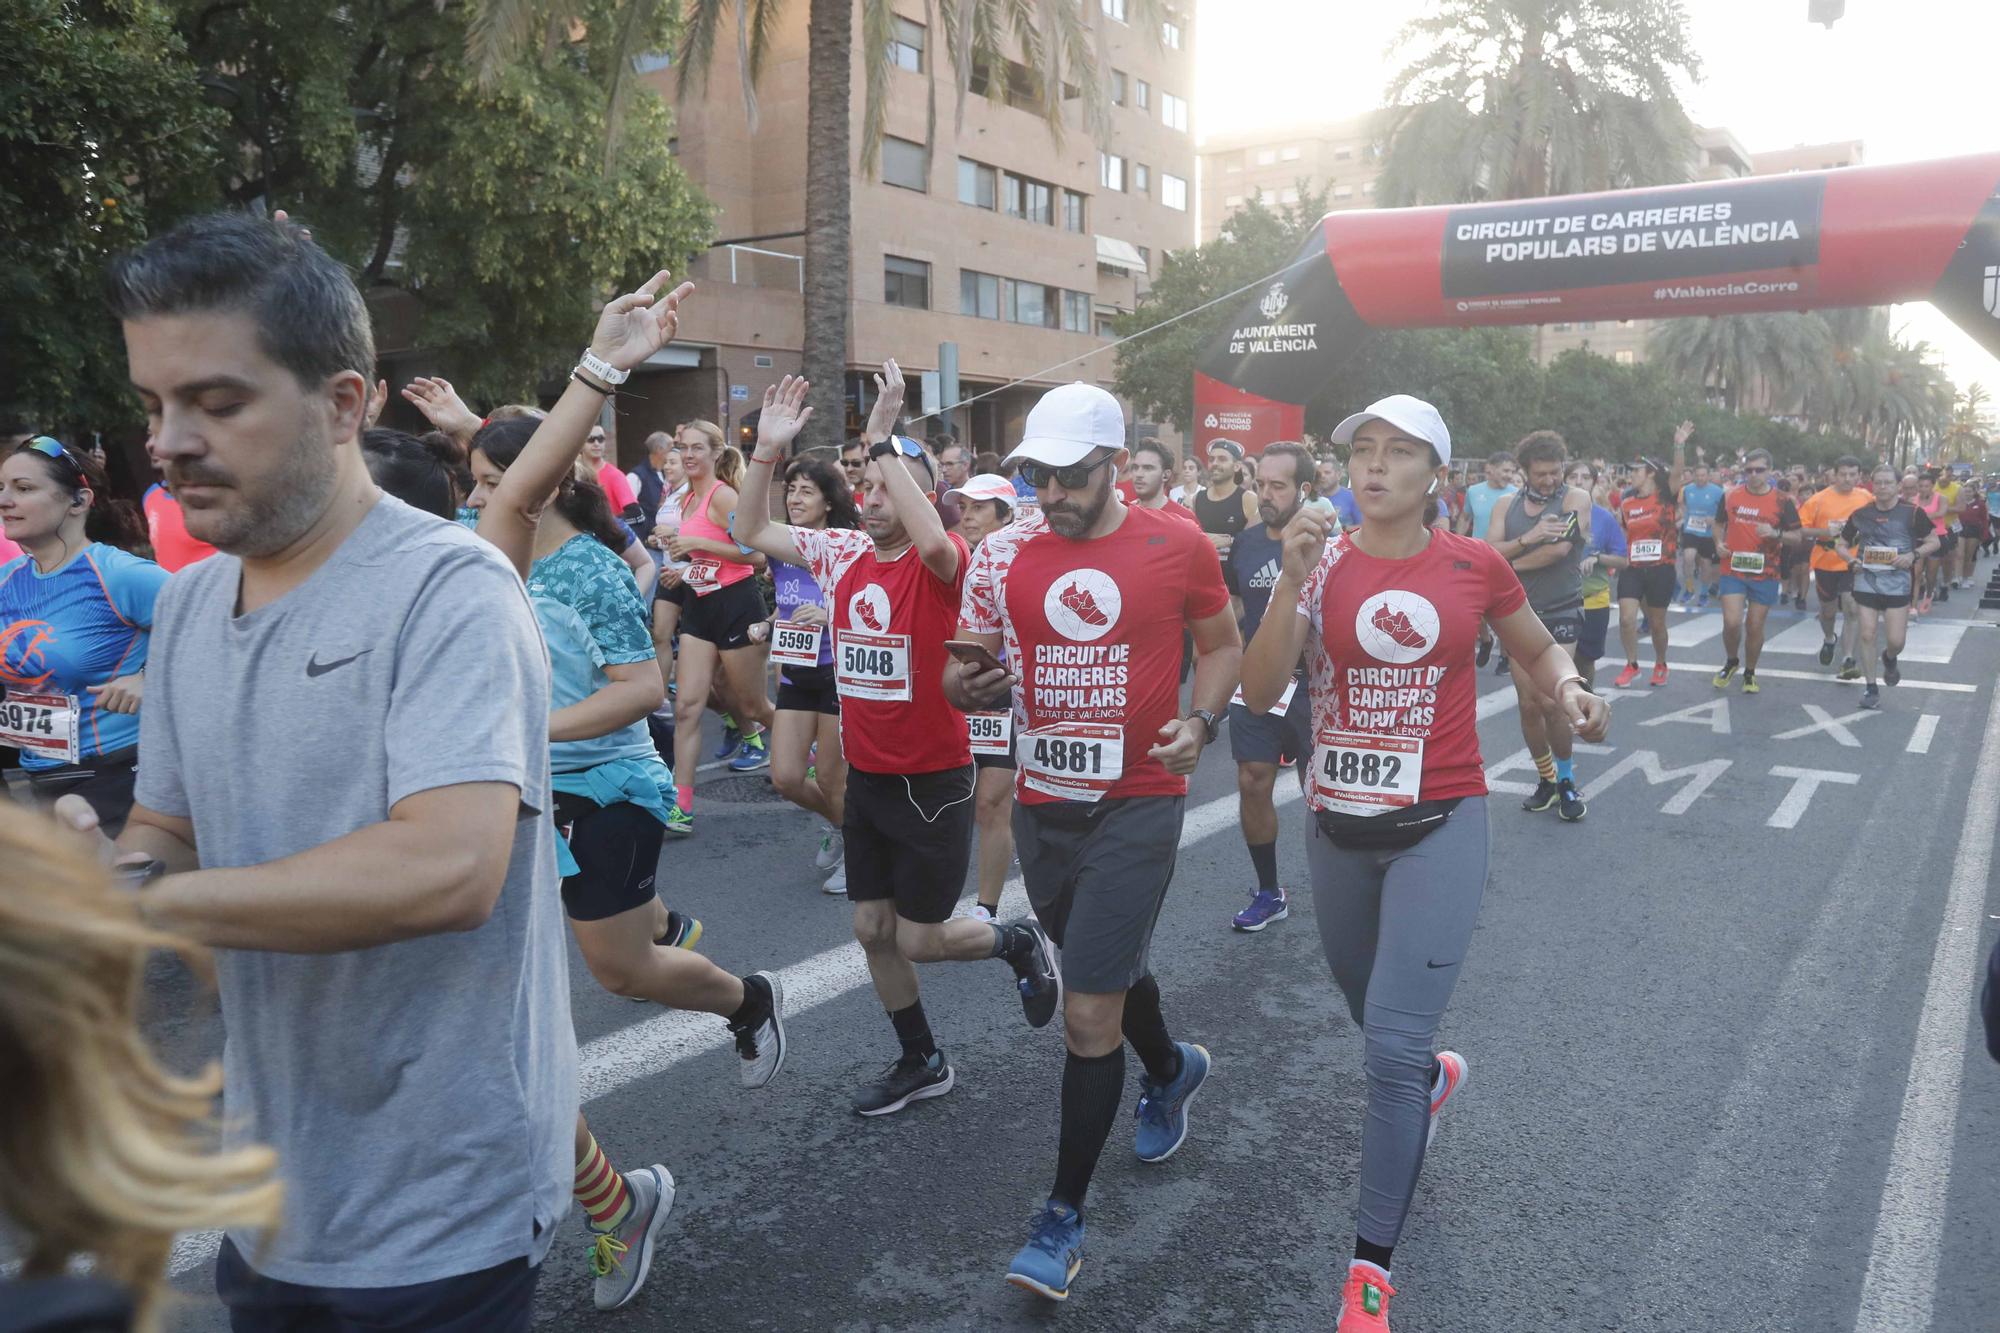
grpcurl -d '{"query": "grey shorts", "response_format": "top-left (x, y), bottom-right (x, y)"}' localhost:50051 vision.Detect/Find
top-left (1228, 679), bottom-right (1311, 768)
top-left (1013, 795), bottom-right (1184, 994)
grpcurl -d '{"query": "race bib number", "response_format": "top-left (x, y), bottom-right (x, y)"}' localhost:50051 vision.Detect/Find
top-left (1630, 538), bottom-right (1665, 564)
top-left (1312, 729), bottom-right (1423, 816)
top-left (1020, 722), bottom-right (1124, 802)
top-left (1729, 550), bottom-right (1766, 576)
top-left (769, 620), bottom-right (824, 667)
top-left (834, 630), bottom-right (912, 701)
top-left (0, 691), bottom-right (80, 764)
top-left (684, 558), bottom-right (722, 595)
top-left (967, 711), bottom-right (1013, 756)
top-left (1684, 515), bottom-right (1712, 536)
top-left (1229, 678), bottom-right (1299, 715)
top-left (1861, 546), bottom-right (1900, 569)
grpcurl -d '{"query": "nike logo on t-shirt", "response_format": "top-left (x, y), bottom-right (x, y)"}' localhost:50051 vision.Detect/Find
top-left (306, 650), bottom-right (371, 678)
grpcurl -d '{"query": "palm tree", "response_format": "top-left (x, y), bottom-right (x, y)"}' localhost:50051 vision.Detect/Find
top-left (1375, 0), bottom-right (1702, 205)
top-left (1944, 383), bottom-right (1992, 463)
top-left (470, 0), bottom-right (1153, 438)
top-left (1647, 312), bottom-right (1833, 415)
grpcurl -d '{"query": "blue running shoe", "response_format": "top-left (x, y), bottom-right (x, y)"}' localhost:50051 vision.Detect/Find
top-left (1231, 888), bottom-right (1289, 932)
top-left (1134, 1041), bottom-right (1211, 1163)
top-left (1006, 1200), bottom-right (1084, 1301)
top-left (728, 732), bottom-right (770, 772)
top-left (712, 715), bottom-right (742, 761)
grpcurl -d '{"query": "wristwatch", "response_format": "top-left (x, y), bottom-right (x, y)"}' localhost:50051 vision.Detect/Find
top-left (578, 350), bottom-right (630, 386)
top-left (1188, 708), bottom-right (1220, 745)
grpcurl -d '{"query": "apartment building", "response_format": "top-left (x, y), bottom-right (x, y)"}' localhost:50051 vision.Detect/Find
top-left (1196, 113), bottom-right (1383, 242)
top-left (621, 1), bottom-right (1198, 458)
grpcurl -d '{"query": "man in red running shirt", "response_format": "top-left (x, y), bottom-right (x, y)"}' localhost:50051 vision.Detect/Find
top-left (734, 363), bottom-right (1061, 1119)
top-left (947, 382), bottom-right (1241, 1303)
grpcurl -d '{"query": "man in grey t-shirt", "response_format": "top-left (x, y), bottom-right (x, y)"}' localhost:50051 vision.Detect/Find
top-left (98, 212), bottom-right (574, 1329)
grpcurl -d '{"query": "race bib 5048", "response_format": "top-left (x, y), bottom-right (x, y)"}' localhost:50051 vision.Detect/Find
top-left (834, 630), bottom-right (912, 701)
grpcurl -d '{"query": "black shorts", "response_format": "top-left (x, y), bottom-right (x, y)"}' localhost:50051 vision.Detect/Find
top-left (1680, 532), bottom-right (1717, 561)
top-left (680, 578), bottom-right (765, 650)
top-left (1579, 606), bottom-right (1610, 661)
top-left (844, 764), bottom-right (976, 924)
top-left (1537, 611), bottom-right (1582, 645)
top-left (217, 1236), bottom-right (540, 1333)
top-left (1616, 564), bottom-right (1678, 607)
top-left (22, 746), bottom-right (139, 837)
top-left (654, 575), bottom-right (689, 608)
top-left (1780, 547), bottom-right (1803, 576)
top-left (1227, 681), bottom-right (1310, 767)
top-left (553, 791), bottom-right (663, 922)
top-left (1936, 530), bottom-right (1959, 556)
top-left (975, 748), bottom-right (1017, 772)
top-left (1814, 568), bottom-right (1854, 599)
top-left (1854, 589), bottom-right (1913, 611)
top-left (1014, 795), bottom-right (1183, 994)
top-left (775, 662), bottom-right (839, 716)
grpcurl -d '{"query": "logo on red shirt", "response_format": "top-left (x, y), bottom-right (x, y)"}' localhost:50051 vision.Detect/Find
top-left (1354, 591), bottom-right (1439, 664)
top-left (848, 583), bottom-right (891, 633)
top-left (1043, 568), bottom-right (1122, 642)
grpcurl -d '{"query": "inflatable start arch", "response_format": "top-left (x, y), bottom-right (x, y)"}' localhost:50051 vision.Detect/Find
top-left (1193, 153), bottom-right (2000, 454)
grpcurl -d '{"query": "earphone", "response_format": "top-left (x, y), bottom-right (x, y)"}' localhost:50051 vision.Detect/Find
top-left (1426, 478), bottom-right (1438, 495)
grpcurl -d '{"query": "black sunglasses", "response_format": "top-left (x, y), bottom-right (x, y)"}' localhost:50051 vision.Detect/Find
top-left (1018, 454), bottom-right (1115, 491)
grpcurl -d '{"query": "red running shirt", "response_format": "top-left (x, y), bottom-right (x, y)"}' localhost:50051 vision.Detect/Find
top-left (142, 484), bottom-right (218, 573)
top-left (792, 526), bottom-right (971, 776)
top-left (1296, 529), bottom-right (1526, 810)
top-left (962, 504), bottom-right (1229, 805)
top-left (1617, 492), bottom-right (1677, 564)
top-left (1718, 486), bottom-right (1800, 581)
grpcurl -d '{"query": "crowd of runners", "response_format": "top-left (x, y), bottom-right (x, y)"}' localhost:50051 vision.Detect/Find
top-left (1, 212), bottom-right (1995, 1333)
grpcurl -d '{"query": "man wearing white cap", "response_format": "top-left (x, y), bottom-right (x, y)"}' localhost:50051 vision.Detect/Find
top-left (946, 381), bottom-right (1241, 1303)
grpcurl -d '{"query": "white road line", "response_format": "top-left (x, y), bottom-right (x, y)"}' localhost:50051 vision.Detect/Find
top-left (166, 777), bottom-right (1303, 1279)
top-left (1853, 662), bottom-right (2000, 1330)
top-left (1907, 714), bottom-right (1941, 755)
top-left (1671, 661), bottom-right (1977, 693)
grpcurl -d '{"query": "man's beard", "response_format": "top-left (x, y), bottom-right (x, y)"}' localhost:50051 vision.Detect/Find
top-left (175, 409), bottom-right (341, 557)
top-left (1045, 478), bottom-right (1111, 537)
top-left (1259, 498), bottom-right (1301, 529)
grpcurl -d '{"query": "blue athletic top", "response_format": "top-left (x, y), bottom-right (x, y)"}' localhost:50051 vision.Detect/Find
top-left (770, 557), bottom-right (833, 668)
top-left (0, 543), bottom-right (169, 767)
top-left (526, 534), bottom-right (657, 774)
top-left (1327, 487), bottom-right (1362, 529)
top-left (1680, 482), bottom-right (1724, 532)
top-left (1228, 520), bottom-right (1289, 640)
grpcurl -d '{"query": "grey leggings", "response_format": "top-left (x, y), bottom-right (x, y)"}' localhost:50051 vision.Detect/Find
top-left (1307, 796), bottom-right (1489, 1248)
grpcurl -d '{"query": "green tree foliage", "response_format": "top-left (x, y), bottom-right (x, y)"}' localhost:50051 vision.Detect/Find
top-left (2, 0), bottom-right (226, 430)
top-left (1377, 0), bottom-right (1701, 205)
top-left (1311, 329), bottom-right (1547, 462)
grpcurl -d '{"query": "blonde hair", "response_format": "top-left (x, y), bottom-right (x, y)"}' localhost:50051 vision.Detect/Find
top-left (486, 403), bottom-right (546, 422)
top-left (716, 444), bottom-right (744, 489)
top-left (0, 808), bottom-right (282, 1328)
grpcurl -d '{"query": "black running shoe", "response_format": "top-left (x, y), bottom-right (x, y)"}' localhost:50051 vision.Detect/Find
top-left (1818, 639), bottom-right (1836, 666)
top-left (1521, 779), bottom-right (1559, 812)
top-left (1010, 922), bottom-right (1062, 1030)
top-left (1883, 653), bottom-right (1902, 686)
top-left (1557, 778), bottom-right (1587, 822)
top-left (1493, 654), bottom-right (1510, 677)
top-left (1477, 637), bottom-right (1493, 667)
top-left (1938, 587), bottom-right (1951, 604)
top-left (852, 1053), bottom-right (955, 1117)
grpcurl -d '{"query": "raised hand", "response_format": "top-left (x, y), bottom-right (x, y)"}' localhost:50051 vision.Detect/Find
top-left (401, 376), bottom-right (481, 441)
top-left (589, 272), bottom-right (697, 374)
top-left (756, 376), bottom-right (814, 458)
top-left (1674, 420), bottom-right (1694, 449)
top-left (863, 358), bottom-right (906, 443)
top-left (1280, 505), bottom-right (1333, 583)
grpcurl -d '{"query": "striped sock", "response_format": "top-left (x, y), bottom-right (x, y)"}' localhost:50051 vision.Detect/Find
top-left (574, 1133), bottom-right (632, 1232)
top-left (1532, 751), bottom-right (1556, 783)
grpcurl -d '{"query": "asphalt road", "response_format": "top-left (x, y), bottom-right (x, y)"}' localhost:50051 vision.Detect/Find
top-left (121, 576), bottom-right (2000, 1332)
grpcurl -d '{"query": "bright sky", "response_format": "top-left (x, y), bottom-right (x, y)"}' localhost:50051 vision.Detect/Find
top-left (1195, 0), bottom-right (1999, 395)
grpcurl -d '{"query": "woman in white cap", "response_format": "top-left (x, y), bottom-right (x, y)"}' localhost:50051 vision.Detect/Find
top-left (1239, 393), bottom-right (1610, 1333)
top-left (948, 472), bottom-right (1024, 922)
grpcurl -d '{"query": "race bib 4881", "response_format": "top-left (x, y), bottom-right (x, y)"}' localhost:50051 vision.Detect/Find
top-left (1019, 721), bottom-right (1124, 802)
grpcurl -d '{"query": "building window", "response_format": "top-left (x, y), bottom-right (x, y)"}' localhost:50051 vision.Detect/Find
top-left (1614, 349), bottom-right (1636, 365)
top-left (1362, 181), bottom-right (1375, 195)
top-left (1281, 145), bottom-right (1301, 161)
top-left (1223, 151), bottom-right (1243, 172)
top-left (1579, 320), bottom-right (1597, 331)
top-left (1280, 187), bottom-right (1299, 204)
top-left (1062, 189), bottom-right (1087, 233)
top-left (1010, 279), bottom-right (1051, 328)
top-left (1162, 18), bottom-right (1182, 47)
top-left (1137, 244), bottom-right (1150, 269)
top-left (1335, 146), bottom-right (1352, 160)
top-left (890, 16), bottom-right (925, 72)
top-left (1133, 162), bottom-right (1150, 195)
top-left (1552, 322), bottom-right (1572, 332)
top-left (1334, 184), bottom-right (1352, 198)
top-left (961, 269), bottom-right (1000, 320)
top-left (1004, 172), bottom-right (1053, 225)
top-left (1161, 173), bottom-right (1188, 211)
top-left (1101, 152), bottom-right (1125, 192)
top-left (957, 158), bottom-right (996, 209)
top-left (1062, 290), bottom-right (1091, 333)
top-left (1256, 148), bottom-right (1277, 166)
top-left (1096, 314), bottom-right (1116, 338)
top-left (1111, 69), bottom-right (1127, 106)
top-left (1161, 92), bottom-right (1188, 132)
top-left (1102, 0), bottom-right (1125, 19)
top-left (881, 136), bottom-right (928, 191)
top-left (884, 255), bottom-right (930, 309)
top-left (1136, 78), bottom-right (1150, 110)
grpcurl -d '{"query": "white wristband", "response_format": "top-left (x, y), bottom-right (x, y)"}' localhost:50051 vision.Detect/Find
top-left (579, 349), bottom-right (630, 385)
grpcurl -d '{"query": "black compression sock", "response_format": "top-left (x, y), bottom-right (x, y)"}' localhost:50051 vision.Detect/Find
top-left (1355, 1237), bottom-right (1395, 1271)
top-left (727, 973), bottom-right (771, 1028)
top-left (889, 1001), bottom-right (937, 1062)
top-left (1052, 1047), bottom-right (1125, 1210)
top-left (1121, 974), bottom-right (1180, 1085)
top-left (1247, 840), bottom-right (1278, 892)
top-left (990, 922), bottom-right (1035, 966)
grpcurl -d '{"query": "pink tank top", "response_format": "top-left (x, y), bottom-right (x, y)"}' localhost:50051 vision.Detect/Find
top-left (681, 479), bottom-right (756, 596)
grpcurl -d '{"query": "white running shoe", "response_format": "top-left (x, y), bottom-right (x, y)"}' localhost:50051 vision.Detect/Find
top-left (1427, 1050), bottom-right (1469, 1149)
top-left (814, 826), bottom-right (844, 872)
top-left (588, 1164), bottom-right (675, 1311)
top-left (822, 863), bottom-right (848, 895)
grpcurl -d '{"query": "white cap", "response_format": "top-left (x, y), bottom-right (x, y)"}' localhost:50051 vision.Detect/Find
top-left (1005, 382), bottom-right (1127, 468)
top-left (947, 473), bottom-right (1019, 505)
top-left (1328, 394), bottom-right (1452, 468)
